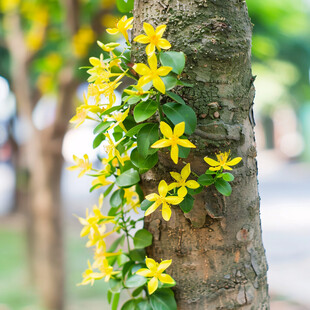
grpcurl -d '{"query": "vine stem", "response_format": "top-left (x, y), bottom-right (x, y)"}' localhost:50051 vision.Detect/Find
top-left (156, 93), bottom-right (164, 121)
top-left (120, 202), bottom-right (131, 252)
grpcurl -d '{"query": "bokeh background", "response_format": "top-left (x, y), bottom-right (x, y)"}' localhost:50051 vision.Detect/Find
top-left (0, 0), bottom-right (309, 309)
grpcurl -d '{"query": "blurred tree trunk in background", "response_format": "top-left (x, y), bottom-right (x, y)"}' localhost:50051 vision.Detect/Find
top-left (3, 1), bottom-right (80, 309)
top-left (133, 0), bottom-right (270, 309)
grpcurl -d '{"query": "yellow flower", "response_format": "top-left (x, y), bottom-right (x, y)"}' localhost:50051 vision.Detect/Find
top-left (97, 40), bottom-right (120, 52)
top-left (104, 133), bottom-right (126, 166)
top-left (151, 122), bottom-right (196, 164)
top-left (97, 258), bottom-right (120, 282)
top-left (77, 260), bottom-right (105, 286)
top-left (106, 15), bottom-right (133, 43)
top-left (87, 54), bottom-right (120, 83)
top-left (168, 163), bottom-right (200, 197)
top-left (123, 85), bottom-right (151, 96)
top-left (145, 180), bottom-right (183, 221)
top-left (124, 187), bottom-right (140, 213)
top-left (70, 94), bottom-right (102, 128)
top-left (204, 151), bottom-right (242, 171)
top-left (67, 154), bottom-right (92, 177)
top-left (134, 23), bottom-right (171, 56)
top-left (86, 226), bottom-right (116, 248)
top-left (109, 108), bottom-right (130, 132)
top-left (136, 257), bottom-right (175, 294)
top-left (133, 53), bottom-right (172, 94)
top-left (91, 175), bottom-right (113, 189)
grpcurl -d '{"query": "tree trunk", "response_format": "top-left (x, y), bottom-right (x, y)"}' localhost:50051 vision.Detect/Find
top-left (4, 10), bottom-right (78, 310)
top-left (133, 1), bottom-right (269, 309)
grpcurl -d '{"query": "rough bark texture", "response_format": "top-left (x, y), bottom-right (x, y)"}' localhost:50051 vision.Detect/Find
top-left (133, 1), bottom-right (269, 309)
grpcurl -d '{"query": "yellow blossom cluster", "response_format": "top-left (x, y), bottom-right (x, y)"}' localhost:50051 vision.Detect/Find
top-left (77, 194), bottom-right (120, 286)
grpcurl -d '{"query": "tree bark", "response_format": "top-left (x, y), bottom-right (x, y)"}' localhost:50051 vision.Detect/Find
top-left (133, 1), bottom-right (269, 309)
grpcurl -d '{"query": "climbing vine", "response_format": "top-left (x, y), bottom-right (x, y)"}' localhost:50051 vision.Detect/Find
top-left (68, 14), bottom-right (242, 310)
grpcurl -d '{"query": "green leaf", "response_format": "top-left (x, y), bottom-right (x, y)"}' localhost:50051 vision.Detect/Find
top-left (176, 80), bottom-right (193, 87)
top-left (110, 188), bottom-right (125, 207)
top-left (104, 183), bottom-right (115, 197)
top-left (117, 253), bottom-right (129, 266)
top-left (131, 148), bottom-right (158, 171)
top-left (93, 121), bottom-right (113, 134)
top-left (109, 235), bottom-right (125, 252)
top-left (129, 249), bottom-right (145, 261)
top-left (101, 105), bottom-right (123, 116)
top-left (162, 102), bottom-right (197, 135)
top-left (122, 261), bottom-right (135, 278)
top-left (160, 51), bottom-right (185, 75)
top-left (205, 169), bottom-right (217, 175)
top-left (222, 172), bottom-right (234, 182)
top-left (134, 99), bottom-right (158, 123)
top-left (89, 183), bottom-right (101, 193)
top-left (150, 288), bottom-right (177, 310)
top-left (126, 123), bottom-right (149, 137)
top-left (125, 274), bottom-right (147, 288)
top-left (137, 123), bottom-right (159, 158)
top-left (179, 194), bottom-right (194, 213)
top-left (93, 133), bottom-right (106, 149)
top-left (116, 168), bottom-right (140, 188)
top-left (133, 229), bottom-right (153, 249)
top-left (161, 74), bottom-right (178, 91)
top-left (178, 144), bottom-right (191, 158)
top-left (140, 199), bottom-right (154, 211)
top-left (197, 174), bottom-right (214, 186)
top-left (166, 91), bottom-right (186, 104)
top-left (116, 0), bottom-right (134, 13)
top-left (121, 299), bottom-right (137, 310)
top-left (109, 278), bottom-right (122, 293)
top-left (108, 206), bottom-right (120, 216)
top-left (132, 286), bottom-right (144, 297)
top-left (137, 300), bottom-right (152, 310)
top-left (215, 179), bottom-right (232, 196)
top-left (107, 290), bottom-right (113, 304)
top-left (112, 292), bottom-right (120, 310)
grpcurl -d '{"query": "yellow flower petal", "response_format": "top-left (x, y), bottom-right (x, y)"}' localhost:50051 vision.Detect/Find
top-left (134, 34), bottom-right (150, 44)
top-left (173, 122), bottom-right (185, 137)
top-left (177, 138), bottom-right (196, 148)
top-left (165, 196), bottom-right (183, 205)
top-left (146, 43), bottom-right (156, 56)
top-left (148, 53), bottom-right (158, 72)
top-left (133, 63), bottom-right (151, 76)
top-left (204, 157), bottom-right (220, 167)
top-left (158, 273), bottom-right (175, 284)
top-left (137, 75), bottom-right (153, 88)
top-left (181, 163), bottom-right (191, 180)
top-left (209, 166), bottom-right (221, 171)
top-left (158, 180), bottom-right (168, 197)
top-left (177, 186), bottom-right (187, 198)
top-left (106, 28), bottom-right (119, 35)
top-left (157, 259), bottom-right (172, 273)
top-left (170, 145), bottom-right (179, 164)
top-left (222, 165), bottom-right (233, 171)
top-left (148, 277), bottom-right (158, 295)
top-left (146, 257), bottom-right (157, 270)
top-left (151, 139), bottom-right (171, 149)
top-left (143, 22), bottom-right (155, 37)
top-left (160, 122), bottom-right (173, 138)
top-left (144, 203), bottom-right (159, 216)
top-left (136, 268), bottom-right (153, 277)
top-left (162, 203), bottom-right (171, 221)
top-left (167, 182), bottom-right (178, 191)
top-left (153, 76), bottom-right (166, 94)
top-left (145, 193), bottom-right (159, 201)
top-left (170, 172), bottom-right (182, 182)
top-left (156, 66), bottom-right (172, 76)
top-left (155, 24), bottom-right (166, 37)
top-left (185, 180), bottom-right (200, 189)
top-left (157, 38), bottom-right (171, 50)
top-left (226, 157), bottom-right (242, 166)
